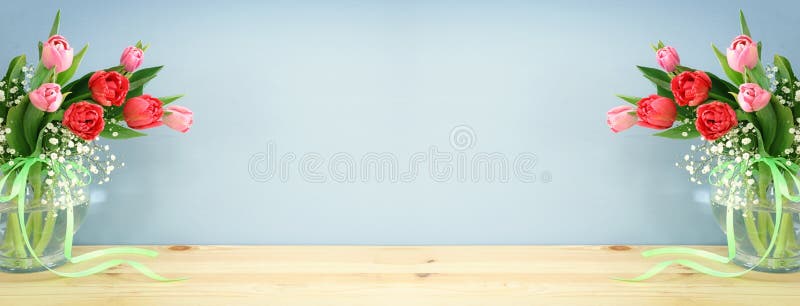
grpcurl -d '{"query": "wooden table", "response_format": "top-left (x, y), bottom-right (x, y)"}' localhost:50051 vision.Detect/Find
top-left (0, 245), bottom-right (798, 305)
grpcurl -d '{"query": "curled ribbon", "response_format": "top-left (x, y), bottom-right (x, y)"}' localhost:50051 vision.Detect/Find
top-left (616, 156), bottom-right (800, 281)
top-left (0, 156), bottom-right (183, 281)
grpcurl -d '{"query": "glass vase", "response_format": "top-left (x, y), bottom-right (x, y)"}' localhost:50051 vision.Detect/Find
top-left (0, 179), bottom-right (89, 273)
top-left (710, 173), bottom-right (800, 273)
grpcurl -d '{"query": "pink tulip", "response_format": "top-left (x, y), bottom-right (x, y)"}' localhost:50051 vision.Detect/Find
top-left (120, 46), bottom-right (144, 72)
top-left (41, 35), bottom-right (74, 73)
top-left (737, 83), bottom-right (771, 112)
top-left (656, 46), bottom-right (680, 72)
top-left (28, 83), bottom-right (63, 112)
top-left (726, 35), bottom-right (759, 73)
top-left (163, 105), bottom-right (193, 133)
top-left (606, 105), bottom-right (637, 133)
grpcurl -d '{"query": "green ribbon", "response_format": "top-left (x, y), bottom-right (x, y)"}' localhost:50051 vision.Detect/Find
top-left (616, 156), bottom-right (800, 281)
top-left (0, 156), bottom-right (184, 281)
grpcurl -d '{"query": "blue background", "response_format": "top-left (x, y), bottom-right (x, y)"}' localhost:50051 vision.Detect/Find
top-left (1, 0), bottom-right (793, 245)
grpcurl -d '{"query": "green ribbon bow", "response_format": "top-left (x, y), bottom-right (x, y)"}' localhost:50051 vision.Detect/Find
top-left (617, 156), bottom-right (800, 281)
top-left (0, 156), bottom-right (183, 281)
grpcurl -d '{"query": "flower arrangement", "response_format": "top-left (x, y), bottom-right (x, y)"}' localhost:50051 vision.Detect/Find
top-left (608, 12), bottom-right (800, 280)
top-left (0, 12), bottom-right (191, 280)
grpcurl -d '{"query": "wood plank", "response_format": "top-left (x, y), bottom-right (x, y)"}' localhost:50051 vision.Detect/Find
top-left (0, 245), bottom-right (799, 305)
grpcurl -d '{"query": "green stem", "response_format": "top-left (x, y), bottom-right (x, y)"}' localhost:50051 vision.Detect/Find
top-left (774, 213), bottom-right (793, 257)
top-left (33, 211), bottom-right (56, 255)
top-left (744, 209), bottom-right (767, 256)
top-left (758, 212), bottom-right (769, 243)
top-left (24, 214), bottom-right (33, 237)
top-left (6, 213), bottom-right (27, 258)
top-left (31, 212), bottom-right (42, 246)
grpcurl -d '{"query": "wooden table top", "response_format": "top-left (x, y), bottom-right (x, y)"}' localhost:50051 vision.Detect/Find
top-left (0, 245), bottom-right (798, 305)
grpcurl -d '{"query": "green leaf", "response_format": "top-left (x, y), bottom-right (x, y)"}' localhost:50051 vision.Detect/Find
top-left (775, 54), bottom-right (797, 82)
top-left (107, 105), bottom-right (124, 120)
top-left (757, 41), bottom-right (763, 60)
top-left (160, 94), bottom-right (184, 106)
top-left (642, 74), bottom-right (672, 91)
top-left (736, 109), bottom-right (757, 123)
top-left (129, 66), bottom-right (162, 83)
top-left (29, 65), bottom-right (54, 89)
top-left (770, 99), bottom-right (794, 156)
top-left (755, 102), bottom-right (777, 150)
top-left (62, 71), bottom-right (92, 93)
top-left (62, 92), bottom-right (92, 109)
top-left (637, 65), bottom-right (671, 83)
top-left (49, 10), bottom-right (61, 37)
top-left (637, 65), bottom-right (674, 99)
top-left (746, 64), bottom-right (770, 89)
top-left (6, 100), bottom-right (31, 156)
top-left (615, 94), bottom-right (640, 105)
top-left (712, 44), bottom-right (744, 85)
top-left (777, 55), bottom-right (800, 121)
top-left (739, 10), bottom-right (751, 37)
top-left (125, 66), bottom-right (162, 99)
top-left (706, 71), bottom-right (738, 94)
top-left (100, 122), bottom-right (146, 140)
top-left (127, 74), bottom-right (157, 94)
top-left (653, 124), bottom-right (701, 139)
top-left (656, 82), bottom-right (675, 100)
top-left (51, 109), bottom-right (64, 121)
top-left (22, 102), bottom-right (45, 150)
top-left (56, 44), bottom-right (88, 85)
top-left (3, 55), bottom-right (26, 83)
top-left (31, 112), bottom-right (55, 156)
top-left (706, 75), bottom-right (738, 112)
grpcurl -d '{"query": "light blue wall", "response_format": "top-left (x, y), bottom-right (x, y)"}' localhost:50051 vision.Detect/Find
top-left (1, 0), bottom-right (795, 245)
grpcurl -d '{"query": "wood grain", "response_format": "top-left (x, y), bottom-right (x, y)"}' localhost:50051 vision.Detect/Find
top-left (1, 245), bottom-right (799, 305)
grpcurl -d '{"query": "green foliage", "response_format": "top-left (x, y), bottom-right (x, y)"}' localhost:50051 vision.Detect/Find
top-left (755, 102), bottom-right (777, 151)
top-left (3, 55), bottom-right (26, 83)
top-left (5, 100), bottom-right (31, 156)
top-left (125, 66), bottom-right (162, 99)
top-left (1, 55), bottom-right (27, 119)
top-left (745, 65), bottom-right (769, 89)
top-left (775, 55), bottom-right (797, 83)
top-left (776, 55), bottom-right (800, 122)
top-left (160, 94), bottom-right (184, 106)
top-left (22, 103), bottom-right (44, 150)
top-left (29, 65), bottom-right (54, 89)
top-left (49, 10), bottom-right (60, 37)
top-left (615, 94), bottom-right (640, 106)
top-left (769, 100), bottom-right (794, 156)
top-left (637, 66), bottom-right (674, 98)
top-left (739, 10), bottom-right (751, 37)
top-left (653, 124), bottom-right (700, 139)
top-left (100, 122), bottom-right (146, 140)
top-left (712, 44), bottom-right (744, 85)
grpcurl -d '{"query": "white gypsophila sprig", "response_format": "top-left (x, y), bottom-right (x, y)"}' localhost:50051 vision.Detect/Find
top-left (35, 123), bottom-right (125, 187)
top-left (677, 121), bottom-right (787, 210)
top-left (677, 123), bottom-right (760, 186)
top-left (0, 66), bottom-right (31, 109)
top-left (769, 64), bottom-right (799, 108)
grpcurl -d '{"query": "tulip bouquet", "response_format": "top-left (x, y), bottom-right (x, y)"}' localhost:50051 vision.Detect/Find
top-left (0, 12), bottom-right (191, 280)
top-left (609, 12), bottom-right (800, 280)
